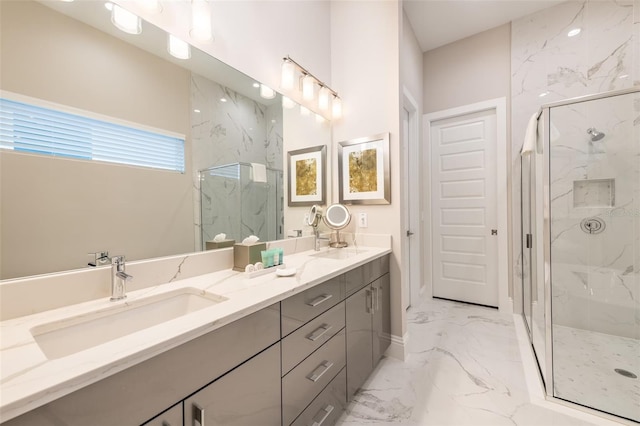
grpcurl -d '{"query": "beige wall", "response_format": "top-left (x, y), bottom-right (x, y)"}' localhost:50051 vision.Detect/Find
top-left (401, 9), bottom-right (425, 297)
top-left (0, 1), bottom-right (193, 279)
top-left (422, 23), bottom-right (513, 298)
top-left (423, 24), bottom-right (511, 114)
top-left (331, 0), bottom-right (405, 340)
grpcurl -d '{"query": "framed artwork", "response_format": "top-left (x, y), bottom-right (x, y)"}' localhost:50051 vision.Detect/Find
top-left (338, 133), bottom-right (390, 205)
top-left (287, 145), bottom-right (326, 206)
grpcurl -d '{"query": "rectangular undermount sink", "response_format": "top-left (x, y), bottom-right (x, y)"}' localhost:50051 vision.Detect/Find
top-left (310, 248), bottom-right (368, 260)
top-left (31, 288), bottom-right (227, 360)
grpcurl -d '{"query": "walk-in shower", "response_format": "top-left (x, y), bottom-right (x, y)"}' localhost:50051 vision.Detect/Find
top-left (521, 87), bottom-right (639, 423)
top-left (199, 162), bottom-right (283, 247)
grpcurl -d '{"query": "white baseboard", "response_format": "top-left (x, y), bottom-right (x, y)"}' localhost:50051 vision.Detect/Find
top-left (385, 332), bottom-right (408, 361)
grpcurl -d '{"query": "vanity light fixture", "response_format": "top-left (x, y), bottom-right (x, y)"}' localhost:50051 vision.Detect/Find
top-left (332, 95), bottom-right (343, 119)
top-left (168, 34), bottom-right (191, 60)
top-left (260, 84), bottom-right (276, 100)
top-left (567, 28), bottom-right (581, 37)
top-left (302, 74), bottom-right (315, 101)
top-left (281, 59), bottom-right (296, 91)
top-left (190, 0), bottom-right (213, 41)
top-left (318, 86), bottom-right (331, 111)
top-left (281, 56), bottom-right (342, 120)
top-left (111, 4), bottom-right (142, 35)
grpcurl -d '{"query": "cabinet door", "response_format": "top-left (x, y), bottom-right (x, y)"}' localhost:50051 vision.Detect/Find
top-left (372, 273), bottom-right (391, 363)
top-left (184, 343), bottom-right (281, 426)
top-left (345, 285), bottom-right (373, 400)
top-left (142, 403), bottom-right (183, 426)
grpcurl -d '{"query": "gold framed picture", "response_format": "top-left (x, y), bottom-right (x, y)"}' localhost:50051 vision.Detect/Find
top-left (287, 145), bottom-right (326, 206)
top-left (338, 133), bottom-right (390, 205)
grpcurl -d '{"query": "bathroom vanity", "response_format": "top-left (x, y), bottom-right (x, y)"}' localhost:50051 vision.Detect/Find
top-left (0, 246), bottom-right (391, 426)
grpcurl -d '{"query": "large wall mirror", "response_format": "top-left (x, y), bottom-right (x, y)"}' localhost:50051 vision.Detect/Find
top-left (0, 0), bottom-right (331, 280)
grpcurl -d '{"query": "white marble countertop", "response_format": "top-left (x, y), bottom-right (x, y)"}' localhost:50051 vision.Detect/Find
top-left (0, 246), bottom-right (390, 422)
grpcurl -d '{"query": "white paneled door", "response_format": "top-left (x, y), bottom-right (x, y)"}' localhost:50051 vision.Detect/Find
top-left (430, 109), bottom-right (498, 307)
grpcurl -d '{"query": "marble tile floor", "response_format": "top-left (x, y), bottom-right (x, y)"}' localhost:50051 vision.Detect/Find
top-left (553, 325), bottom-right (640, 423)
top-left (336, 298), bottom-right (630, 426)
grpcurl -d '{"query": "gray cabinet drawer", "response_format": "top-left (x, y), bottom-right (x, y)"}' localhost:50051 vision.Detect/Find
top-left (142, 403), bottom-right (182, 426)
top-left (290, 367), bottom-right (346, 426)
top-left (344, 255), bottom-right (390, 298)
top-left (282, 329), bottom-right (346, 425)
top-left (282, 277), bottom-right (344, 336)
top-left (282, 301), bottom-right (345, 375)
top-left (184, 343), bottom-right (281, 426)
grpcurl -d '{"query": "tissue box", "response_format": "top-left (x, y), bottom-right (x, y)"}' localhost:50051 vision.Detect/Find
top-left (205, 239), bottom-right (235, 250)
top-left (233, 242), bottom-right (267, 271)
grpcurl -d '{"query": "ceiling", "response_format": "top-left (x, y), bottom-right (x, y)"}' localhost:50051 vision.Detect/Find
top-left (403, 0), bottom-right (564, 52)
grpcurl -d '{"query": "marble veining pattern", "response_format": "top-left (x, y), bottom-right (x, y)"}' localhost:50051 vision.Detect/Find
top-left (190, 74), bottom-right (283, 250)
top-left (510, 0), bottom-right (638, 304)
top-left (337, 299), bottom-right (613, 426)
top-left (553, 325), bottom-right (640, 422)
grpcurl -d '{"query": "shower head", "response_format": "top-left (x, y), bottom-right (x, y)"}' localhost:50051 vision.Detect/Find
top-left (587, 127), bottom-right (605, 141)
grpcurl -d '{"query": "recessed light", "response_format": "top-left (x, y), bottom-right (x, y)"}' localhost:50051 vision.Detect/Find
top-left (567, 28), bottom-right (581, 37)
top-left (194, 109), bottom-right (201, 113)
top-left (539, 91), bottom-right (550, 98)
top-left (220, 98), bottom-right (227, 103)
top-left (619, 74), bottom-right (629, 79)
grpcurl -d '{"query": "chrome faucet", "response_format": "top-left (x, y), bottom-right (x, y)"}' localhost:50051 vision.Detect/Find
top-left (88, 251), bottom-right (110, 267)
top-left (314, 228), bottom-right (330, 251)
top-left (110, 255), bottom-right (133, 301)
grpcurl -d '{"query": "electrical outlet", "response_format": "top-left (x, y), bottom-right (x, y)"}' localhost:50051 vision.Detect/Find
top-left (359, 213), bottom-right (368, 228)
top-left (303, 213), bottom-right (310, 226)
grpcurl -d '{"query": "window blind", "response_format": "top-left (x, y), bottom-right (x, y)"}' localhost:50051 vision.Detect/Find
top-left (0, 97), bottom-right (185, 173)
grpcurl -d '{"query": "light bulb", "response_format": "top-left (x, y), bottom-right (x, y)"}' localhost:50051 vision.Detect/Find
top-left (168, 34), bottom-right (191, 59)
top-left (281, 60), bottom-right (296, 91)
top-left (111, 4), bottom-right (141, 35)
top-left (260, 84), bottom-right (276, 100)
top-left (190, 0), bottom-right (213, 41)
top-left (318, 86), bottom-right (330, 111)
top-left (302, 74), bottom-right (315, 101)
top-left (282, 96), bottom-right (295, 109)
top-left (332, 96), bottom-right (342, 119)
top-left (300, 106), bottom-right (310, 116)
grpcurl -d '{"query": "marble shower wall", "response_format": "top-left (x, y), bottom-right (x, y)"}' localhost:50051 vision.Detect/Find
top-left (510, 0), bottom-right (639, 321)
top-left (549, 92), bottom-right (639, 339)
top-left (191, 74), bottom-right (283, 248)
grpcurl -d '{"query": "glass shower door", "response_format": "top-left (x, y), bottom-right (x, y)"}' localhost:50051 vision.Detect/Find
top-left (549, 90), bottom-right (639, 422)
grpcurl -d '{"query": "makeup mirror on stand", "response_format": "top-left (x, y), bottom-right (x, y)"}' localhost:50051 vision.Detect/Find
top-left (323, 204), bottom-right (351, 248)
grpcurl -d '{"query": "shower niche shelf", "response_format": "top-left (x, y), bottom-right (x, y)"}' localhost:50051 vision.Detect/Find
top-left (573, 178), bottom-right (615, 208)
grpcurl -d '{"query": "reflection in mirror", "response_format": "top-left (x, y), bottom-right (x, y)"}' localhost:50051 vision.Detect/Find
top-left (0, 0), bottom-right (329, 280)
top-left (323, 204), bottom-right (351, 248)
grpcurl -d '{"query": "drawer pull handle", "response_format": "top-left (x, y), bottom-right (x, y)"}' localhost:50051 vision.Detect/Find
top-left (307, 324), bottom-right (333, 341)
top-left (310, 404), bottom-right (335, 426)
top-left (193, 403), bottom-right (205, 426)
top-left (366, 289), bottom-right (373, 314)
top-left (307, 293), bottom-right (333, 307)
top-left (307, 360), bottom-right (334, 382)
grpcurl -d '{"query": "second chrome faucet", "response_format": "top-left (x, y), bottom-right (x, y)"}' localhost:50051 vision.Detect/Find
top-left (110, 255), bottom-right (133, 301)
